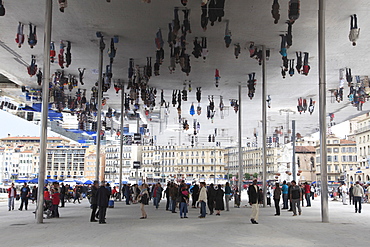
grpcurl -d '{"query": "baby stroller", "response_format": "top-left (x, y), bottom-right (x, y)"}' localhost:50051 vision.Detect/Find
top-left (44, 200), bottom-right (53, 219)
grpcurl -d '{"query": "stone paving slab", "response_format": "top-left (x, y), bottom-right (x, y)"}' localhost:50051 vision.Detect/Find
top-left (0, 195), bottom-right (368, 247)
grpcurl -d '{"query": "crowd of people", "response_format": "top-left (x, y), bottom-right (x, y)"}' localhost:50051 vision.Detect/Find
top-left (6, 178), bottom-right (370, 224)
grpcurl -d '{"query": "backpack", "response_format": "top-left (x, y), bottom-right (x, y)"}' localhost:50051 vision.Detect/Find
top-left (140, 193), bottom-right (149, 205)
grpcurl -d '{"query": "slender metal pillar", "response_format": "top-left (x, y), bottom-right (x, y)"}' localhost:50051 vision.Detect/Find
top-left (227, 148), bottom-right (230, 183)
top-left (119, 82), bottom-right (124, 201)
top-left (261, 45), bottom-right (267, 207)
top-left (238, 85), bottom-right (243, 197)
top-left (95, 36), bottom-right (105, 182)
top-left (292, 120), bottom-right (296, 181)
top-left (319, 0), bottom-right (329, 223)
top-left (36, 0), bottom-right (52, 224)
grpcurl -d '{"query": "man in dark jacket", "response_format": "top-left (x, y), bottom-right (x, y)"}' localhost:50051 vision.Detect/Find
top-left (248, 179), bottom-right (259, 224)
top-left (19, 183), bottom-right (30, 211)
top-left (207, 183), bottom-right (216, 215)
top-left (90, 181), bottom-right (99, 222)
top-left (169, 183), bottom-right (178, 213)
top-left (60, 183), bottom-right (66, 207)
top-left (191, 183), bottom-right (199, 208)
top-left (97, 181), bottom-right (110, 224)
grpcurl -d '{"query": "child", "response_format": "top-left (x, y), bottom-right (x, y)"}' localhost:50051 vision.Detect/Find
top-left (51, 188), bottom-right (60, 218)
top-left (180, 187), bottom-right (189, 218)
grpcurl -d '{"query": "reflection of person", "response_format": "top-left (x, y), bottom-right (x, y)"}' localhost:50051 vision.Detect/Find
top-left (248, 179), bottom-right (260, 224)
top-left (28, 23), bottom-right (37, 48)
top-left (349, 14), bottom-right (360, 46)
top-left (15, 22), bottom-right (24, 48)
top-left (7, 183), bottom-right (16, 211)
top-left (271, 0), bottom-right (280, 24)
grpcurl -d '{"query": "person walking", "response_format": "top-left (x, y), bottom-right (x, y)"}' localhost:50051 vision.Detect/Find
top-left (349, 14), bottom-right (360, 46)
top-left (248, 179), bottom-right (260, 224)
top-left (169, 183), bottom-right (178, 213)
top-left (73, 186), bottom-right (80, 204)
top-left (282, 180), bottom-right (289, 209)
top-left (224, 182), bottom-right (232, 211)
top-left (19, 182), bottom-right (30, 211)
top-left (7, 183), bottom-right (16, 211)
top-left (271, 0), bottom-right (280, 24)
top-left (97, 181), bottom-right (110, 224)
top-left (290, 180), bottom-right (302, 216)
top-left (273, 182), bottom-right (281, 216)
top-left (198, 182), bottom-right (207, 218)
top-left (304, 182), bottom-right (311, 207)
top-left (90, 181), bottom-right (98, 222)
top-left (164, 182), bottom-right (171, 211)
top-left (349, 184), bottom-right (354, 205)
top-left (152, 183), bottom-right (163, 209)
top-left (353, 181), bottom-right (364, 213)
top-left (138, 184), bottom-right (149, 219)
top-left (215, 185), bottom-right (225, 216)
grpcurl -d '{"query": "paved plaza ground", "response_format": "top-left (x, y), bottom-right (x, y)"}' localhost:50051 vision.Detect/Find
top-left (0, 194), bottom-right (368, 247)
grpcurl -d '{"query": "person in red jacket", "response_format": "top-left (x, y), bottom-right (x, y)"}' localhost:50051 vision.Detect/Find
top-left (7, 183), bottom-right (16, 211)
top-left (51, 188), bottom-right (60, 218)
top-left (304, 182), bottom-right (311, 207)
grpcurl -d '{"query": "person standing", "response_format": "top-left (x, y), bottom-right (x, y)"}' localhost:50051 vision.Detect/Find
top-left (273, 182), bottom-right (281, 216)
top-left (51, 188), bottom-right (60, 218)
top-left (342, 182), bottom-right (348, 205)
top-left (224, 20), bottom-right (232, 48)
top-left (138, 184), bottom-right (149, 219)
top-left (282, 180), bottom-right (289, 209)
top-left (207, 183), bottom-right (216, 215)
top-left (248, 179), bottom-right (260, 224)
top-left (290, 180), bottom-right (302, 216)
top-left (164, 182), bottom-right (171, 211)
top-left (179, 187), bottom-right (189, 218)
top-left (7, 183), bottom-right (16, 211)
top-left (353, 181), bottom-right (364, 213)
top-left (271, 0), bottom-right (280, 24)
top-left (304, 182), bottom-right (311, 207)
top-left (19, 182), bottom-right (30, 211)
top-left (215, 185), bottom-right (225, 216)
top-left (349, 184), bottom-right (354, 205)
top-left (349, 14), bottom-right (360, 46)
top-left (224, 182), bottom-right (232, 211)
top-left (198, 182), bottom-right (207, 218)
top-left (60, 183), bottom-right (66, 207)
top-left (191, 183), bottom-right (199, 208)
top-left (152, 183), bottom-right (163, 209)
top-left (169, 183), bottom-right (178, 213)
top-left (90, 181), bottom-right (98, 222)
top-left (97, 181), bottom-right (110, 224)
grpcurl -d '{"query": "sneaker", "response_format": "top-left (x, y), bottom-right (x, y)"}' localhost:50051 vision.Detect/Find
top-left (184, 216), bottom-right (188, 218)
top-left (293, 214), bottom-right (297, 216)
top-left (299, 212), bottom-right (301, 215)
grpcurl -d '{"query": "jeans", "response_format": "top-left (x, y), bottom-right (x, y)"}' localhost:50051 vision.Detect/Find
top-left (305, 193), bottom-right (311, 206)
top-left (200, 201), bottom-right (206, 217)
top-left (60, 194), bottom-right (65, 207)
top-left (354, 196), bottom-right (362, 212)
top-left (19, 197), bottom-right (28, 210)
top-left (225, 194), bottom-right (231, 211)
top-left (282, 194), bottom-right (288, 209)
top-left (90, 204), bottom-right (97, 221)
top-left (180, 202), bottom-right (187, 217)
top-left (274, 198), bottom-right (280, 215)
top-left (125, 193), bottom-right (130, 205)
top-left (292, 198), bottom-right (301, 215)
top-left (8, 197), bottom-right (14, 210)
top-left (52, 204), bottom-right (59, 217)
top-left (153, 197), bottom-right (159, 209)
top-left (171, 198), bottom-right (176, 212)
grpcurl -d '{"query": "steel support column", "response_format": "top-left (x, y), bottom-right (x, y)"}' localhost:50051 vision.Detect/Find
top-left (119, 81), bottom-right (124, 201)
top-left (95, 36), bottom-right (105, 182)
top-left (238, 85), bottom-right (243, 197)
top-left (319, 0), bottom-right (329, 223)
top-left (36, 0), bottom-right (52, 224)
top-left (261, 45), bottom-right (267, 207)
